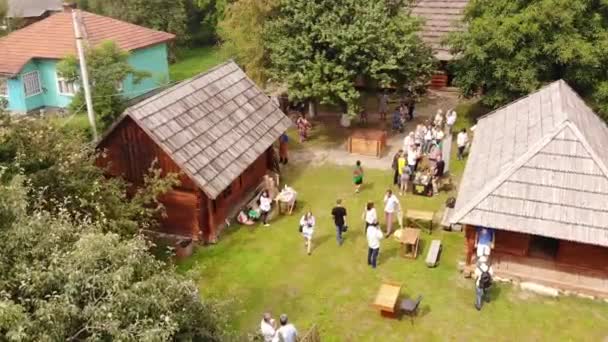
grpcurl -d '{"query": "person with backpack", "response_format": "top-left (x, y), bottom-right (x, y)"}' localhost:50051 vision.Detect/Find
top-left (474, 255), bottom-right (494, 311)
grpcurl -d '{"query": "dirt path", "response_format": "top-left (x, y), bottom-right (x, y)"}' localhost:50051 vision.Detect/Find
top-left (290, 89), bottom-right (460, 169)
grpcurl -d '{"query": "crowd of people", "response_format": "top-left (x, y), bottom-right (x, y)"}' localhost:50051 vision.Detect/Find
top-left (256, 102), bottom-right (488, 337)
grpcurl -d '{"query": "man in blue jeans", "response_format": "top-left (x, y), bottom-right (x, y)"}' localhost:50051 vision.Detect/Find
top-left (474, 256), bottom-right (493, 311)
top-left (366, 224), bottom-right (384, 268)
top-left (331, 199), bottom-right (347, 245)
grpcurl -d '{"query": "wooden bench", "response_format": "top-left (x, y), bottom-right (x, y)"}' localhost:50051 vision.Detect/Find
top-left (426, 240), bottom-right (442, 267)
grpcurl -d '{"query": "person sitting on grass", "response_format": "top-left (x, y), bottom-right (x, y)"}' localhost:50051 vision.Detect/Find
top-left (300, 211), bottom-right (316, 255)
top-left (353, 160), bottom-right (364, 193)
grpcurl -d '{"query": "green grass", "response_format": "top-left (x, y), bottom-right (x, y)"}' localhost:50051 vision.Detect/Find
top-left (179, 164), bottom-right (608, 340)
top-left (170, 46), bottom-right (226, 82)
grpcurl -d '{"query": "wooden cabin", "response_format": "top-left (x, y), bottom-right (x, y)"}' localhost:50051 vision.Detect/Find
top-left (451, 80), bottom-right (608, 297)
top-left (411, 0), bottom-right (469, 88)
top-left (97, 61), bottom-right (292, 243)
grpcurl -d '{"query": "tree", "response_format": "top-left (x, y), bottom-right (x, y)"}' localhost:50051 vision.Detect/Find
top-left (449, 0), bottom-right (608, 117)
top-left (196, 0), bottom-right (229, 44)
top-left (264, 0), bottom-right (434, 116)
top-left (76, 0), bottom-right (190, 45)
top-left (0, 178), bottom-right (229, 341)
top-left (219, 0), bottom-right (277, 85)
top-left (57, 41), bottom-right (150, 130)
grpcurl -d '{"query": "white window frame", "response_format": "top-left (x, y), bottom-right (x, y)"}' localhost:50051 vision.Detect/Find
top-left (56, 72), bottom-right (79, 96)
top-left (22, 71), bottom-right (42, 97)
top-left (0, 77), bottom-right (8, 98)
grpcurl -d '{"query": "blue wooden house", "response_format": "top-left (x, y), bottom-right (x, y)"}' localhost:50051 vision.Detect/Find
top-left (0, 8), bottom-right (175, 114)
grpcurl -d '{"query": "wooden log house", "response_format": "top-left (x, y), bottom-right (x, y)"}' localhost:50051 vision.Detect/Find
top-left (450, 80), bottom-right (608, 297)
top-left (97, 61), bottom-right (292, 243)
top-left (411, 0), bottom-right (469, 88)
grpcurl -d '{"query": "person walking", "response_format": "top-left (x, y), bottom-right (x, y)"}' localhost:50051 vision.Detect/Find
top-left (474, 256), bottom-right (494, 311)
top-left (278, 133), bottom-right (289, 164)
top-left (366, 223), bottom-right (384, 268)
top-left (273, 314), bottom-right (298, 342)
top-left (295, 114), bottom-right (311, 143)
top-left (391, 150), bottom-right (402, 186)
top-left (332, 199), bottom-right (347, 246)
top-left (383, 189), bottom-right (400, 236)
top-left (299, 211), bottom-right (315, 255)
top-left (407, 97), bottom-right (416, 121)
top-left (457, 128), bottom-right (469, 160)
top-left (259, 190), bottom-right (272, 227)
top-left (353, 160), bottom-right (364, 193)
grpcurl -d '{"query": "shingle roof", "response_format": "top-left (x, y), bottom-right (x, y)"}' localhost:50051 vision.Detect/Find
top-left (411, 0), bottom-right (468, 61)
top-left (451, 80), bottom-right (608, 247)
top-left (0, 10), bottom-right (175, 76)
top-left (7, 0), bottom-right (62, 18)
top-left (106, 61), bottom-right (292, 199)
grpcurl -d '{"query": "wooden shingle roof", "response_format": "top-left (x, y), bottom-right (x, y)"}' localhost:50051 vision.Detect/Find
top-left (451, 80), bottom-right (608, 247)
top-left (411, 0), bottom-right (468, 61)
top-left (0, 10), bottom-right (175, 76)
top-left (110, 61), bottom-right (292, 199)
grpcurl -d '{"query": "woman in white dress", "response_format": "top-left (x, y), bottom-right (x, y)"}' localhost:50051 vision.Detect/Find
top-left (300, 211), bottom-right (316, 255)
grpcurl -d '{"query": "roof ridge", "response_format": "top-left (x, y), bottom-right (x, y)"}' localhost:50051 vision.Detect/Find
top-left (450, 121), bottom-right (569, 224)
top-left (565, 122), bottom-right (608, 179)
top-left (126, 60), bottom-right (237, 112)
top-left (476, 80), bottom-right (562, 123)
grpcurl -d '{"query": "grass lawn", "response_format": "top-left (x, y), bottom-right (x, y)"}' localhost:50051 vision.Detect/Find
top-left (170, 46), bottom-right (226, 82)
top-left (179, 163), bottom-right (608, 339)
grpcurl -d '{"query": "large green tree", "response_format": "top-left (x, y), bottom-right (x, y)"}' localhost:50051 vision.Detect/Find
top-left (0, 178), bottom-right (228, 341)
top-left (264, 0), bottom-right (434, 116)
top-left (77, 0), bottom-right (189, 44)
top-left (57, 41), bottom-right (150, 131)
top-left (219, 0), bottom-right (277, 85)
top-left (449, 0), bottom-right (608, 116)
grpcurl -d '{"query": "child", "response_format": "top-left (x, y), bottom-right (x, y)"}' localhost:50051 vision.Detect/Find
top-left (300, 211), bottom-right (316, 255)
top-left (353, 160), bottom-right (364, 193)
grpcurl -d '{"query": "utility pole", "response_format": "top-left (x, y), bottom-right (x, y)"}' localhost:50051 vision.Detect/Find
top-left (71, 9), bottom-right (98, 140)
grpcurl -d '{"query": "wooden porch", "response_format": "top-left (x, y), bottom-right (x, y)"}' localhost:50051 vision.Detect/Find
top-left (492, 252), bottom-right (608, 298)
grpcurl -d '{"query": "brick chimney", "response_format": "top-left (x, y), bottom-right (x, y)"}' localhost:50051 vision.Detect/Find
top-left (62, 2), bottom-right (77, 12)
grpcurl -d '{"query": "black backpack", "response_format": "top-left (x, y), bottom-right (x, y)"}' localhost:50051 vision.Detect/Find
top-left (479, 269), bottom-right (492, 289)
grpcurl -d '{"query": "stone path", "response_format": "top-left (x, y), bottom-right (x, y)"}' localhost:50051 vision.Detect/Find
top-left (291, 89), bottom-right (460, 169)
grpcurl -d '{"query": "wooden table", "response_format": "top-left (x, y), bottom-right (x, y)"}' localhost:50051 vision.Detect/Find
top-left (406, 209), bottom-right (434, 234)
top-left (372, 282), bottom-right (401, 317)
top-left (347, 129), bottom-right (387, 157)
top-left (398, 228), bottom-right (420, 258)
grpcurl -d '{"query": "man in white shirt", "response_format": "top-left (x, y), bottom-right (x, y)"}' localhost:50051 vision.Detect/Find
top-left (273, 314), bottom-right (298, 342)
top-left (474, 256), bottom-right (494, 311)
top-left (260, 313), bottom-right (276, 342)
top-left (456, 128), bottom-right (469, 160)
top-left (366, 224), bottom-right (384, 268)
top-left (403, 131), bottom-right (414, 152)
top-left (446, 110), bottom-right (457, 132)
top-left (383, 189), bottom-right (400, 236)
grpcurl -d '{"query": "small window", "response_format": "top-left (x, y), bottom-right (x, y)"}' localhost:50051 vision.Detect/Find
top-left (0, 77), bottom-right (7, 97)
top-left (23, 71), bottom-right (42, 97)
top-left (56, 73), bottom-right (78, 96)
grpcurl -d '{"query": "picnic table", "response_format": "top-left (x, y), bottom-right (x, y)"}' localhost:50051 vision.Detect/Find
top-left (406, 209), bottom-right (434, 234)
top-left (372, 281), bottom-right (401, 317)
top-left (394, 228), bottom-right (420, 259)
